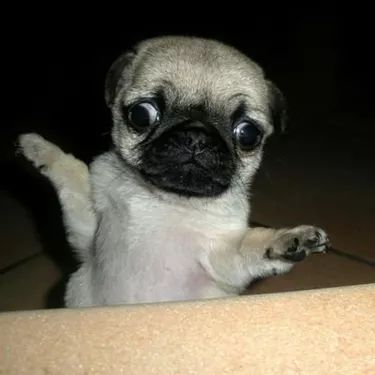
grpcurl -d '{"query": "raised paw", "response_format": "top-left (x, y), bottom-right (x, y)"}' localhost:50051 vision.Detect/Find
top-left (17, 133), bottom-right (64, 171)
top-left (17, 133), bottom-right (90, 192)
top-left (265, 225), bottom-right (330, 262)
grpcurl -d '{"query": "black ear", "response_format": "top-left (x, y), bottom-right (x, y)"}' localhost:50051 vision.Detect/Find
top-left (266, 81), bottom-right (288, 134)
top-left (105, 50), bottom-right (137, 108)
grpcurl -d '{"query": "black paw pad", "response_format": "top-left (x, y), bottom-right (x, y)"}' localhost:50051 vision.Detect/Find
top-left (265, 248), bottom-right (273, 259)
top-left (285, 238), bottom-right (300, 254)
top-left (304, 237), bottom-right (319, 247)
top-left (283, 250), bottom-right (306, 262)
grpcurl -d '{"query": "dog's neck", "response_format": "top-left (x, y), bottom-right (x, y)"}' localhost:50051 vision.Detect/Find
top-left (92, 151), bottom-right (251, 230)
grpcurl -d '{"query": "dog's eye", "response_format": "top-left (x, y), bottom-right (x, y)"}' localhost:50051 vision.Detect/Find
top-left (234, 121), bottom-right (263, 151)
top-left (128, 101), bottom-right (160, 128)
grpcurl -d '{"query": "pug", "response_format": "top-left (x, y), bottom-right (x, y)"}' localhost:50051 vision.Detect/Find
top-left (18, 36), bottom-right (329, 307)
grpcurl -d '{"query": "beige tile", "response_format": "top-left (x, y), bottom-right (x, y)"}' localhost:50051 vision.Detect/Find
top-left (0, 254), bottom-right (62, 312)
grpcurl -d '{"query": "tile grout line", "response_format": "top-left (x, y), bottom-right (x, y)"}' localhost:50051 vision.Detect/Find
top-left (0, 252), bottom-right (43, 275)
top-left (328, 248), bottom-right (375, 267)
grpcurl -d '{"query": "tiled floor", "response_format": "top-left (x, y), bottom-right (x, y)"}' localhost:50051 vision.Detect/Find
top-left (1, 116), bottom-right (374, 312)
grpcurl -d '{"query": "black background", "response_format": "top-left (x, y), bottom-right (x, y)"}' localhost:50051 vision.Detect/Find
top-left (3, 14), bottom-right (375, 161)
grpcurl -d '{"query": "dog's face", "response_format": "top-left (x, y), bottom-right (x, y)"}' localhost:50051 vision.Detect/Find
top-left (106, 37), bottom-right (286, 197)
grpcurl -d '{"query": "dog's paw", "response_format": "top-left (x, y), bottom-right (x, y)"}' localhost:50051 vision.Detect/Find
top-left (17, 133), bottom-right (63, 170)
top-left (265, 225), bottom-right (330, 262)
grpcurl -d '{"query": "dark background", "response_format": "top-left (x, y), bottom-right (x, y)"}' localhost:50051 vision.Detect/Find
top-left (3, 14), bottom-right (375, 156)
top-left (1, 14), bottom-right (374, 306)
top-left (3, 15), bottom-right (374, 160)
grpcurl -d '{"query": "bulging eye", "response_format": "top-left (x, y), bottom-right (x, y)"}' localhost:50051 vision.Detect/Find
top-left (127, 101), bottom-right (160, 129)
top-left (234, 121), bottom-right (263, 151)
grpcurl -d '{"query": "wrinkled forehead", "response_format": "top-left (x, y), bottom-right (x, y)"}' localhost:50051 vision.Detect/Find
top-left (124, 44), bottom-right (269, 114)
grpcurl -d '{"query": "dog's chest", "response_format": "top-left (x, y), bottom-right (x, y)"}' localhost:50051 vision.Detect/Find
top-left (95, 197), bottom-right (216, 304)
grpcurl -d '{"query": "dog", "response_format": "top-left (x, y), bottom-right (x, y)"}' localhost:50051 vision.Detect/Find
top-left (18, 36), bottom-right (329, 307)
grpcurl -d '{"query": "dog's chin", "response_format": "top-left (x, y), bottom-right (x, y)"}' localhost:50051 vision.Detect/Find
top-left (139, 162), bottom-right (233, 197)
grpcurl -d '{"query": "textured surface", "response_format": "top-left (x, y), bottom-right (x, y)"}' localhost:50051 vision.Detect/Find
top-left (1, 284), bottom-right (374, 374)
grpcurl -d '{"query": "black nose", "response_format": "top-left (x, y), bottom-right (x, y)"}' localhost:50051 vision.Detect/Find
top-left (175, 122), bottom-right (215, 152)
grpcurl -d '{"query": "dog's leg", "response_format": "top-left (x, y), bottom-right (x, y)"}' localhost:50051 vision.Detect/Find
top-left (201, 226), bottom-right (329, 293)
top-left (18, 133), bottom-right (97, 261)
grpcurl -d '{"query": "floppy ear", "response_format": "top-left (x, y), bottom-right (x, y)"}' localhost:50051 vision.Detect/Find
top-left (105, 50), bottom-right (137, 108)
top-left (266, 81), bottom-right (288, 134)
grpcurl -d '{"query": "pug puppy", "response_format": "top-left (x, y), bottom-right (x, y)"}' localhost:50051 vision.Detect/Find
top-left (18, 36), bottom-right (329, 307)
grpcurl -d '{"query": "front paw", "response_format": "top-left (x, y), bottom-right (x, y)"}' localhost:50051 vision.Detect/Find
top-left (17, 133), bottom-right (63, 172)
top-left (265, 226), bottom-right (330, 262)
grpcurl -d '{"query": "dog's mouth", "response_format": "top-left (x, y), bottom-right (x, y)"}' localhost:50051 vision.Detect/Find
top-left (139, 126), bottom-right (235, 197)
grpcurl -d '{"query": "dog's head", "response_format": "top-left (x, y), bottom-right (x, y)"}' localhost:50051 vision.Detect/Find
top-left (105, 36), bottom-right (286, 197)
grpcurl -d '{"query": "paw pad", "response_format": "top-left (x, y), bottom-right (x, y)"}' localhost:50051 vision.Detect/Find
top-left (282, 250), bottom-right (306, 262)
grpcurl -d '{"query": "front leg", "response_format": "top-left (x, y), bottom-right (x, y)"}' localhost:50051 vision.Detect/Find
top-left (17, 133), bottom-right (97, 261)
top-left (201, 226), bottom-right (330, 294)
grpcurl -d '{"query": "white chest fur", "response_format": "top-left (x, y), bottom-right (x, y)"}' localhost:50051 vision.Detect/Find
top-left (89, 152), bottom-right (249, 305)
